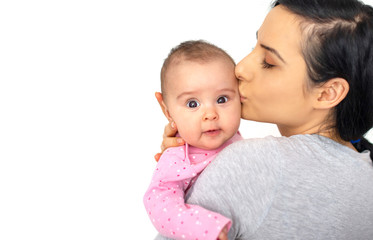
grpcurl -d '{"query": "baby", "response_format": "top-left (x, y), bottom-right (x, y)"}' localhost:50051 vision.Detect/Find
top-left (144, 40), bottom-right (242, 240)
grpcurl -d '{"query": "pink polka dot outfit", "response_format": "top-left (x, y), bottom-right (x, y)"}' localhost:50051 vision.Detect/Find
top-left (144, 133), bottom-right (242, 240)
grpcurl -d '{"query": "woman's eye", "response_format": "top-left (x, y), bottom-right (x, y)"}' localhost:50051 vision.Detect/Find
top-left (186, 100), bottom-right (200, 108)
top-left (217, 96), bottom-right (228, 104)
top-left (261, 59), bottom-right (275, 69)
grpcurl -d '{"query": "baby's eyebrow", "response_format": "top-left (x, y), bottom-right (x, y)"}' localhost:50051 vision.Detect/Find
top-left (176, 91), bottom-right (197, 100)
top-left (176, 88), bottom-right (236, 100)
top-left (218, 88), bottom-right (237, 94)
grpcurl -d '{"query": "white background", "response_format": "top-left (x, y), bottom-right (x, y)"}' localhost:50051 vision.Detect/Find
top-left (1, 1), bottom-right (372, 239)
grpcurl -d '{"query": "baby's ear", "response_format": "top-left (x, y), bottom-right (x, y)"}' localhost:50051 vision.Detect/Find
top-left (161, 101), bottom-right (173, 122)
top-left (155, 92), bottom-right (173, 122)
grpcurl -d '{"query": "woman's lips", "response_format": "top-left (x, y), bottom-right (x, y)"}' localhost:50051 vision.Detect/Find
top-left (240, 96), bottom-right (247, 102)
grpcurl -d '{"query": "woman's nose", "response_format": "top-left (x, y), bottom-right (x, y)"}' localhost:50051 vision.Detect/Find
top-left (235, 53), bottom-right (254, 82)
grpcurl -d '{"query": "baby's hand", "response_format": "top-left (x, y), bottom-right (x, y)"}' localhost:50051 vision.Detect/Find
top-left (217, 225), bottom-right (229, 240)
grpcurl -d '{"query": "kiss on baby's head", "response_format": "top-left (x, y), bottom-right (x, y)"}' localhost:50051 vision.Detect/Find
top-left (158, 40), bottom-right (241, 150)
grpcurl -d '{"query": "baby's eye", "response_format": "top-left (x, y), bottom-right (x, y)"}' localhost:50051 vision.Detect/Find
top-left (217, 96), bottom-right (228, 104)
top-left (186, 100), bottom-right (200, 108)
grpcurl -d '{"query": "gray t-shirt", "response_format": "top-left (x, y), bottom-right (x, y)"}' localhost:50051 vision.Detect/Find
top-left (156, 134), bottom-right (373, 240)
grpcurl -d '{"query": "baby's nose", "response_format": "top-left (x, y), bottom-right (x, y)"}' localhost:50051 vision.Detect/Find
top-left (203, 109), bottom-right (218, 121)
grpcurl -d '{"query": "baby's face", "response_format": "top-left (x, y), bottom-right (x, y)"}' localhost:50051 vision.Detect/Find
top-left (164, 59), bottom-right (241, 150)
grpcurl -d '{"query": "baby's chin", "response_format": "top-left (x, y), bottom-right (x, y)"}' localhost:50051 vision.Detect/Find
top-left (186, 132), bottom-right (237, 150)
top-left (190, 140), bottom-right (226, 150)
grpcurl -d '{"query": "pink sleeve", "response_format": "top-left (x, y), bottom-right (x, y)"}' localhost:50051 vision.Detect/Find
top-left (144, 149), bottom-right (231, 240)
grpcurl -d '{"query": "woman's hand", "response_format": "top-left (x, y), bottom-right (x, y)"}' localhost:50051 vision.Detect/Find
top-left (154, 92), bottom-right (185, 161)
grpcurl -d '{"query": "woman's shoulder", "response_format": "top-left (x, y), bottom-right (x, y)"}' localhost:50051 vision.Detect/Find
top-left (224, 133), bottom-right (369, 156)
top-left (219, 135), bottom-right (295, 160)
top-left (227, 133), bottom-right (325, 147)
top-left (215, 134), bottom-right (371, 170)
top-left (207, 135), bottom-right (290, 181)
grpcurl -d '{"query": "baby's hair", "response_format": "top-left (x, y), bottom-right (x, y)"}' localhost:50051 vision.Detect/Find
top-left (160, 40), bottom-right (235, 100)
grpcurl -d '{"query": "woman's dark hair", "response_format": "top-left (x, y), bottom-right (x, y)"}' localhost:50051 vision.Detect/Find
top-left (273, 0), bottom-right (373, 159)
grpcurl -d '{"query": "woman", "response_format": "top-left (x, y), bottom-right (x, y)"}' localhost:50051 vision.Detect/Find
top-left (155, 0), bottom-right (373, 239)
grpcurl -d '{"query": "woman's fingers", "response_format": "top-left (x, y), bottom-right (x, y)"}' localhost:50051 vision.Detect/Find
top-left (154, 122), bottom-right (185, 162)
top-left (162, 121), bottom-right (184, 149)
top-left (162, 136), bottom-right (185, 151)
top-left (154, 135), bottom-right (184, 162)
top-left (163, 121), bottom-right (178, 138)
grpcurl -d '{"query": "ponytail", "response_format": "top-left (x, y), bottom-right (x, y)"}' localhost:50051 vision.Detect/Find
top-left (352, 138), bottom-right (373, 161)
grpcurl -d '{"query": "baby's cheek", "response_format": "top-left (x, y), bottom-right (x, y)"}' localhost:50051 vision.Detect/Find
top-left (181, 132), bottom-right (199, 146)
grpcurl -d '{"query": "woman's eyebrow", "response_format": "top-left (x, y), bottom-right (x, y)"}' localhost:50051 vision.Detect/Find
top-left (256, 30), bottom-right (286, 64)
top-left (260, 44), bottom-right (286, 64)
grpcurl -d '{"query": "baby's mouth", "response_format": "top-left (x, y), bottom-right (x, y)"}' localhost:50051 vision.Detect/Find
top-left (203, 129), bottom-right (221, 136)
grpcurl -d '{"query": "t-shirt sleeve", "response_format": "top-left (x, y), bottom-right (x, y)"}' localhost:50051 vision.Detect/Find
top-left (184, 139), bottom-right (283, 239)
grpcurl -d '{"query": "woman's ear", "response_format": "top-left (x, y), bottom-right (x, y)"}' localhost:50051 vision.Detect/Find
top-left (155, 92), bottom-right (173, 122)
top-left (314, 78), bottom-right (349, 109)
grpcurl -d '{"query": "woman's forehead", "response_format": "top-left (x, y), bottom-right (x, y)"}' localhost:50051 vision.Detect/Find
top-left (258, 6), bottom-right (303, 57)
